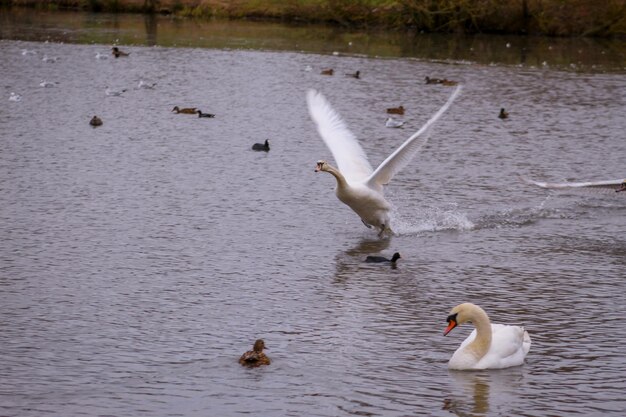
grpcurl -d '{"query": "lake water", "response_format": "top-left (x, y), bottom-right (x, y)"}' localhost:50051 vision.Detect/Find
top-left (1, 9), bottom-right (625, 417)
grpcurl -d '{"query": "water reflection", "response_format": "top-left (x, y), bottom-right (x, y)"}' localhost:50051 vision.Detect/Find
top-left (332, 237), bottom-right (397, 283)
top-left (144, 14), bottom-right (157, 46)
top-left (0, 9), bottom-right (624, 72)
top-left (444, 369), bottom-right (526, 416)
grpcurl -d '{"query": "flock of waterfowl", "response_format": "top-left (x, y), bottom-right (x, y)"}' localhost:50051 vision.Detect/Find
top-left (241, 69), bottom-right (624, 370)
top-left (9, 42), bottom-right (623, 372)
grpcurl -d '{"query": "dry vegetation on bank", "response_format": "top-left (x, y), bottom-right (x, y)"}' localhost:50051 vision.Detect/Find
top-left (2, 0), bottom-right (626, 37)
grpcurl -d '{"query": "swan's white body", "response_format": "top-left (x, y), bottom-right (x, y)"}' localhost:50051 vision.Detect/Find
top-left (445, 303), bottom-right (531, 370)
top-left (307, 87), bottom-right (462, 235)
top-left (522, 177), bottom-right (626, 193)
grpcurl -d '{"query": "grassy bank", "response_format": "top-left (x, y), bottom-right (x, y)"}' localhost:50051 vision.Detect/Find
top-left (2, 0), bottom-right (626, 37)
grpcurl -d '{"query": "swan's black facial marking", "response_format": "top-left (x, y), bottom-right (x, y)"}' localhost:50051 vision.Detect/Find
top-left (444, 312), bottom-right (458, 336)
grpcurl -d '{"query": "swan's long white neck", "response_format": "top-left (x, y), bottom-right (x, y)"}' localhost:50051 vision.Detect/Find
top-left (465, 306), bottom-right (492, 359)
top-left (319, 163), bottom-right (349, 189)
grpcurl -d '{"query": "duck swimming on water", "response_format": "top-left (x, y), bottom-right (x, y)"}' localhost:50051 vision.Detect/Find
top-left (252, 139), bottom-right (270, 151)
top-left (365, 252), bottom-right (401, 263)
top-left (197, 110), bottom-right (216, 118)
top-left (386, 105), bottom-right (405, 115)
top-left (89, 116), bottom-right (103, 127)
top-left (239, 339), bottom-right (271, 367)
top-left (111, 47), bottom-right (129, 58)
top-left (172, 106), bottom-right (197, 114)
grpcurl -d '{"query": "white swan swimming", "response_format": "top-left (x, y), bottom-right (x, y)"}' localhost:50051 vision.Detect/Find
top-left (9, 92), bottom-right (22, 102)
top-left (444, 303), bottom-right (531, 370)
top-left (522, 177), bottom-right (626, 193)
top-left (307, 86), bottom-right (462, 236)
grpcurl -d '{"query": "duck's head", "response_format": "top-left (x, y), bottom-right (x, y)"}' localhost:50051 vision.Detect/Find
top-left (618, 180), bottom-right (626, 193)
top-left (172, 106), bottom-right (179, 112)
top-left (253, 339), bottom-right (266, 352)
top-left (390, 252), bottom-right (402, 262)
top-left (444, 303), bottom-right (482, 336)
top-left (315, 160), bottom-right (329, 172)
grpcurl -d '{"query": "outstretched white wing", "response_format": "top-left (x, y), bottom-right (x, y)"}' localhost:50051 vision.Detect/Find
top-left (366, 86), bottom-right (462, 192)
top-left (521, 176), bottom-right (625, 192)
top-left (307, 89), bottom-right (373, 183)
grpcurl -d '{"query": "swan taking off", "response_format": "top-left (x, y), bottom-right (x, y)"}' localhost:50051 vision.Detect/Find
top-left (444, 303), bottom-right (531, 370)
top-left (307, 86), bottom-right (461, 236)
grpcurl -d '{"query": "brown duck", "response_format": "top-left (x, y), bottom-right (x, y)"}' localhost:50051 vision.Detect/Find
top-left (239, 339), bottom-right (271, 367)
top-left (172, 106), bottom-right (197, 114)
top-left (89, 116), bottom-right (103, 127)
top-left (386, 105), bottom-right (405, 115)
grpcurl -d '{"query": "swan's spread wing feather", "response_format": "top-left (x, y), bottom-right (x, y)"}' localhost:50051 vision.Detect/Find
top-left (307, 89), bottom-right (373, 183)
top-left (521, 176), bottom-right (625, 192)
top-left (366, 86), bottom-right (462, 190)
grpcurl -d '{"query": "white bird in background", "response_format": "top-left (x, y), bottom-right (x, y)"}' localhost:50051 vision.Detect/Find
top-left (444, 303), bottom-right (531, 370)
top-left (21, 49), bottom-right (37, 56)
top-left (95, 52), bottom-right (109, 60)
top-left (9, 92), bottom-right (22, 102)
top-left (105, 87), bottom-right (126, 97)
top-left (385, 117), bottom-right (404, 128)
top-left (137, 79), bottom-right (156, 89)
top-left (522, 177), bottom-right (626, 193)
top-left (39, 80), bottom-right (56, 88)
top-left (42, 55), bottom-right (58, 63)
top-left (307, 86), bottom-right (462, 236)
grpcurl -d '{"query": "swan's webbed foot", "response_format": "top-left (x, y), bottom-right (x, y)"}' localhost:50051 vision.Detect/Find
top-left (361, 219), bottom-right (373, 229)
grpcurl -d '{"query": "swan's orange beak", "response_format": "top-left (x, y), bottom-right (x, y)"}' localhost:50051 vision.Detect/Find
top-left (443, 319), bottom-right (457, 336)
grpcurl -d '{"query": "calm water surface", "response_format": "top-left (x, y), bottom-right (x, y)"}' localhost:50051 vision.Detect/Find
top-left (1, 10), bottom-right (625, 417)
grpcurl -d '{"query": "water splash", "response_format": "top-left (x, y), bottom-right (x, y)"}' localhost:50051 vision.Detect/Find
top-left (391, 204), bottom-right (474, 235)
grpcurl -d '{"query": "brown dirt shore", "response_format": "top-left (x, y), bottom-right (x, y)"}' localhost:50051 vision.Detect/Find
top-left (2, 0), bottom-right (626, 37)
